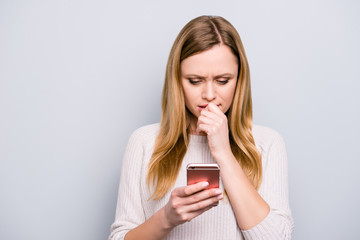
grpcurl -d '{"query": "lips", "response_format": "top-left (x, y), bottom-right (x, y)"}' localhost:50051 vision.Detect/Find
top-left (198, 104), bottom-right (221, 111)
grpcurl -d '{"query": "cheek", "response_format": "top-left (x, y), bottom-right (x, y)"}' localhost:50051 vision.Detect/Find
top-left (182, 87), bottom-right (192, 111)
top-left (229, 87), bottom-right (236, 101)
top-left (183, 85), bottom-right (196, 104)
top-left (223, 84), bottom-right (237, 106)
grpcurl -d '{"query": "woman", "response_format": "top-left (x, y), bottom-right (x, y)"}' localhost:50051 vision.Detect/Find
top-left (109, 15), bottom-right (294, 240)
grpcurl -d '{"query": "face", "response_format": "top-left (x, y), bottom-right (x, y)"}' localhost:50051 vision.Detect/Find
top-left (181, 44), bottom-right (238, 124)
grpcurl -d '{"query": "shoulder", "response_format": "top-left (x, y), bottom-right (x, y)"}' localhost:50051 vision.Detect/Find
top-left (131, 123), bottom-right (160, 138)
top-left (127, 123), bottom-right (161, 147)
top-left (252, 124), bottom-right (286, 154)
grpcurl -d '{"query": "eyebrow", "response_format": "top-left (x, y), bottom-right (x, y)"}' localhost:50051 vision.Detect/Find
top-left (183, 73), bottom-right (234, 79)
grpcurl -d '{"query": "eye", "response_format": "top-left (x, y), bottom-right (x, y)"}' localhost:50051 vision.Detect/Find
top-left (188, 78), bottom-right (201, 85)
top-left (217, 79), bottom-right (230, 85)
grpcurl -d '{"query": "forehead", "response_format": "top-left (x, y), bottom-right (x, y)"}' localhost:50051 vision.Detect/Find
top-left (180, 44), bottom-right (238, 75)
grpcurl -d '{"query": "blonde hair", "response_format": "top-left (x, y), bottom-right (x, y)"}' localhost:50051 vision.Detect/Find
top-left (147, 16), bottom-right (262, 199)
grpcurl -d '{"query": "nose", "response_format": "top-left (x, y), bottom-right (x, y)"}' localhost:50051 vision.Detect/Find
top-left (201, 82), bottom-right (216, 101)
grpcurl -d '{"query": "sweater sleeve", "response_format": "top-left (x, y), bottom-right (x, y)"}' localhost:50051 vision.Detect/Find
top-left (241, 131), bottom-right (294, 240)
top-left (108, 129), bottom-right (146, 240)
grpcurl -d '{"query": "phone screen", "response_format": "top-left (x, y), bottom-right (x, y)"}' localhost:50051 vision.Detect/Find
top-left (186, 163), bottom-right (219, 189)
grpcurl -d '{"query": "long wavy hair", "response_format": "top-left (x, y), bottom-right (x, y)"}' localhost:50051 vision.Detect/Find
top-left (147, 15), bottom-right (262, 200)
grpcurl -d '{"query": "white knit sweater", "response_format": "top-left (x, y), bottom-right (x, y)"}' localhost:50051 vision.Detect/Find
top-left (109, 123), bottom-right (294, 240)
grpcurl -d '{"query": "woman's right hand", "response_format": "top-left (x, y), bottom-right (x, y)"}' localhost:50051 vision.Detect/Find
top-left (163, 181), bottom-right (223, 228)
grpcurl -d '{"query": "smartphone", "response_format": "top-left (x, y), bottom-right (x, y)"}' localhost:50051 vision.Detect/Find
top-left (186, 163), bottom-right (220, 189)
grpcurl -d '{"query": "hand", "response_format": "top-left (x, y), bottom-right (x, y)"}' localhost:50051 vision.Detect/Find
top-left (163, 181), bottom-right (223, 228)
top-left (196, 102), bottom-right (233, 160)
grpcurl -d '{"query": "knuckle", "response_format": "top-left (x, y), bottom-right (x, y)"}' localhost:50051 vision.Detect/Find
top-left (170, 191), bottom-right (178, 199)
top-left (180, 214), bottom-right (189, 222)
top-left (192, 194), bottom-right (200, 202)
top-left (184, 186), bottom-right (191, 195)
top-left (171, 201), bottom-right (180, 210)
top-left (196, 201), bottom-right (204, 210)
top-left (174, 207), bottom-right (182, 215)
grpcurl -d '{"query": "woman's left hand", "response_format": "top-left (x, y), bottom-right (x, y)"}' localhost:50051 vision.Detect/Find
top-left (196, 102), bottom-right (233, 161)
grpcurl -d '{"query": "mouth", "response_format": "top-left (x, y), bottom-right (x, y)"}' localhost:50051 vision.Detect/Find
top-left (198, 104), bottom-right (221, 111)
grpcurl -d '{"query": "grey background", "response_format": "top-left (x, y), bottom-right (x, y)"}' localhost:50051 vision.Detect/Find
top-left (1, 0), bottom-right (359, 239)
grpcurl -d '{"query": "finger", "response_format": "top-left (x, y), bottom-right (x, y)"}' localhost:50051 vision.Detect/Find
top-left (197, 115), bottom-right (217, 127)
top-left (178, 182), bottom-right (209, 197)
top-left (182, 188), bottom-right (223, 205)
top-left (184, 194), bottom-right (223, 212)
top-left (200, 109), bottom-right (224, 121)
top-left (197, 123), bottom-right (216, 135)
top-left (197, 111), bottom-right (226, 135)
top-left (182, 205), bottom-right (213, 223)
top-left (207, 102), bottom-right (225, 115)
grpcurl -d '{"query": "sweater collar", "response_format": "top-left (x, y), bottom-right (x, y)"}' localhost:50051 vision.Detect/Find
top-left (189, 134), bottom-right (207, 144)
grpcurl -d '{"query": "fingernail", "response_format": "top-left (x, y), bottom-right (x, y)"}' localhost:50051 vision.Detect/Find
top-left (202, 182), bottom-right (209, 187)
top-left (214, 189), bottom-right (222, 195)
top-left (217, 194), bottom-right (223, 200)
